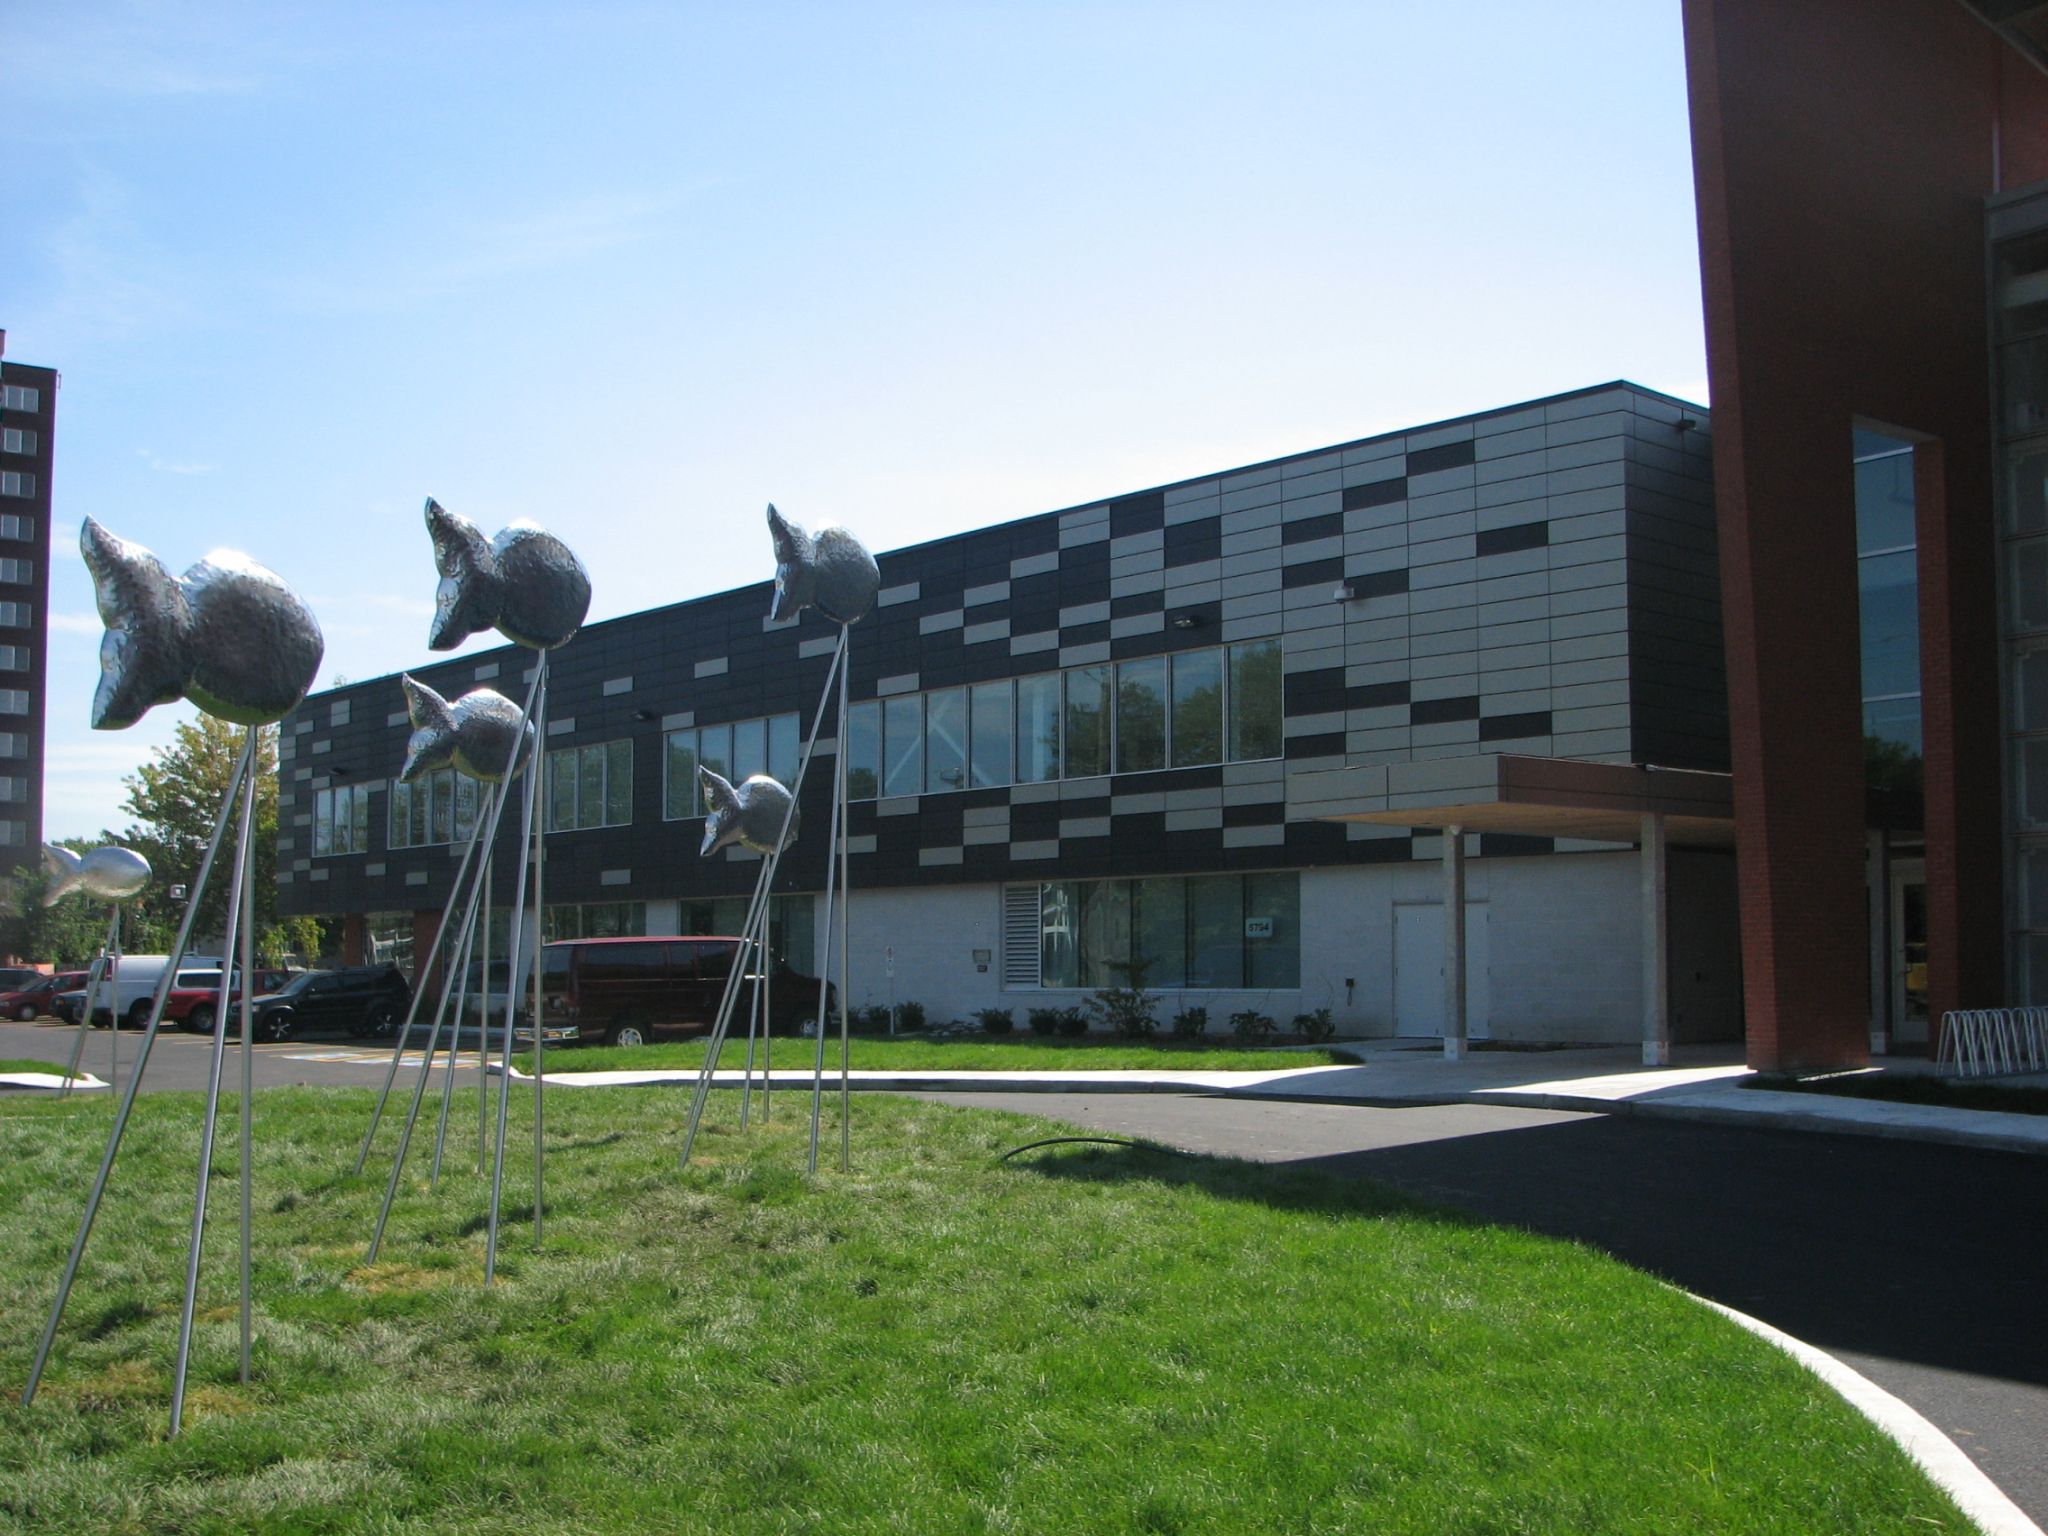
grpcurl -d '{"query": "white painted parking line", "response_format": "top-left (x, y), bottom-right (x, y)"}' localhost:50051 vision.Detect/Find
top-left (283, 1050), bottom-right (485, 1068)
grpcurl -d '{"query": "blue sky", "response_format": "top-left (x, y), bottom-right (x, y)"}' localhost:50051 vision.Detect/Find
top-left (4, 2), bottom-right (1707, 839)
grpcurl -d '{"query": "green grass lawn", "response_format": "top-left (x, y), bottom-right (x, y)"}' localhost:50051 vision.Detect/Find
top-left (1750, 1070), bottom-right (2048, 1117)
top-left (518, 1035), bottom-right (1361, 1076)
top-left (0, 1086), bottom-right (1976, 1534)
top-left (0, 1059), bottom-right (78, 1079)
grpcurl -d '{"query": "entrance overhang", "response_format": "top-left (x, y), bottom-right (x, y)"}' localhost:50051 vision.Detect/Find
top-left (1288, 753), bottom-right (1736, 849)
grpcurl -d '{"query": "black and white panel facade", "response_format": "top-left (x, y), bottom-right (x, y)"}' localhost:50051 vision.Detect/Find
top-left (277, 381), bottom-right (1742, 1043)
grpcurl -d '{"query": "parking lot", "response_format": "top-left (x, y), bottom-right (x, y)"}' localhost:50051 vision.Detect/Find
top-left (0, 1015), bottom-right (493, 1093)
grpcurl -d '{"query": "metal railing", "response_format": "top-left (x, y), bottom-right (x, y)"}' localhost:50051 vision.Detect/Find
top-left (1937, 1008), bottom-right (2048, 1078)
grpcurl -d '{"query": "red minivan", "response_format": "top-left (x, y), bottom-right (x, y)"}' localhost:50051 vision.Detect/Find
top-left (530, 936), bottom-right (836, 1048)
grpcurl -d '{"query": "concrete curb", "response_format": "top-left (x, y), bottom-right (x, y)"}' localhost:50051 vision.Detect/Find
top-left (1692, 1294), bottom-right (2044, 1536)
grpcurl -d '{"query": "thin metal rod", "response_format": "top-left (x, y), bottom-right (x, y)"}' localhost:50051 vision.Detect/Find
top-left (836, 627), bottom-right (852, 1173)
top-left (58, 912), bottom-right (118, 1100)
top-left (531, 659), bottom-right (546, 1249)
top-left (486, 669), bottom-right (545, 1285)
top-left (236, 741), bottom-right (257, 1386)
top-left (24, 736), bottom-right (253, 1407)
top-left (432, 787), bottom-right (493, 1188)
top-left (169, 728), bottom-right (260, 1435)
top-left (355, 659), bottom-right (543, 1175)
top-left (477, 845), bottom-right (492, 1173)
top-left (739, 893), bottom-right (767, 1127)
top-left (678, 630), bottom-right (845, 1164)
top-left (366, 786), bottom-right (500, 1265)
top-left (761, 912), bottom-right (772, 1122)
top-left (807, 685), bottom-right (847, 1177)
top-left (107, 934), bottom-right (119, 1092)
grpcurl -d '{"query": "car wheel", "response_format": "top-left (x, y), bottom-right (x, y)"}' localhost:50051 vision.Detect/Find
top-left (364, 1001), bottom-right (399, 1038)
top-left (15, 1003), bottom-right (35, 1022)
top-left (125, 1000), bottom-right (152, 1031)
top-left (187, 1003), bottom-right (216, 1036)
top-left (607, 1022), bottom-right (646, 1048)
top-left (262, 1011), bottom-right (296, 1044)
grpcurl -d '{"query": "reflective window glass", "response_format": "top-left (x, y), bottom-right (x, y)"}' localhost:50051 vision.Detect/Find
top-left (846, 701), bottom-right (880, 799)
top-left (606, 740), bottom-right (632, 824)
top-left (664, 731), bottom-right (698, 818)
top-left (1185, 875), bottom-right (1244, 988)
top-left (1245, 872), bottom-right (1300, 987)
top-left (732, 717), bottom-right (766, 783)
top-left (1116, 657), bottom-right (1166, 774)
top-left (697, 724), bottom-right (731, 798)
top-left (1016, 673), bottom-right (1061, 782)
top-left (1857, 551), bottom-right (1920, 700)
top-left (769, 713), bottom-right (799, 787)
top-left (1229, 640), bottom-right (1283, 760)
top-left (1170, 649), bottom-right (1223, 767)
top-left (1132, 878), bottom-right (1185, 988)
top-left (883, 695), bottom-right (922, 797)
top-left (970, 681), bottom-right (1013, 787)
top-left (1853, 448), bottom-right (1916, 553)
top-left (925, 688), bottom-right (967, 792)
top-left (1064, 667), bottom-right (1111, 778)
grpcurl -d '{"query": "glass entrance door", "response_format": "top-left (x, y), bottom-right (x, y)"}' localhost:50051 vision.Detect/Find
top-left (1891, 860), bottom-right (1929, 1050)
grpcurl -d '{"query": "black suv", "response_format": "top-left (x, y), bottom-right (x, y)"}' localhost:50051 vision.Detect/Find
top-left (249, 966), bottom-right (410, 1042)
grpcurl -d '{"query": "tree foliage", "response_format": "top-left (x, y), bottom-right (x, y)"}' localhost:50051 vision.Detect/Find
top-left (4, 716), bottom-right (323, 966)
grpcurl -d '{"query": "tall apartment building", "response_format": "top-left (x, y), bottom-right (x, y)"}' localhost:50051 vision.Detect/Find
top-left (276, 382), bottom-right (1743, 1054)
top-left (0, 332), bottom-right (53, 879)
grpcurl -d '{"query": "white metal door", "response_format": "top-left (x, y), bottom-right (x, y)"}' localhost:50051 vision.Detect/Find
top-left (1393, 902), bottom-right (1489, 1038)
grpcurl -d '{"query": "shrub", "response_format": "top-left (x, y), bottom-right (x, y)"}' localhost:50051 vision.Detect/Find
top-left (973, 1007), bottom-right (1015, 1036)
top-left (1170, 1006), bottom-right (1208, 1040)
top-left (1027, 1007), bottom-right (1062, 1037)
top-left (1292, 1007), bottom-right (1336, 1042)
top-left (1054, 1006), bottom-right (1090, 1038)
top-left (1229, 1009), bottom-right (1277, 1043)
top-left (1089, 963), bottom-right (1159, 1040)
top-left (896, 999), bottom-right (927, 1033)
top-left (849, 1004), bottom-right (892, 1033)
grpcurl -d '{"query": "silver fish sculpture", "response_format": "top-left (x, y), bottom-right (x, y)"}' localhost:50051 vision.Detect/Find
top-left (698, 766), bottom-right (798, 857)
top-left (81, 519), bottom-right (325, 730)
top-left (399, 675), bottom-right (532, 784)
top-left (41, 843), bottom-right (151, 905)
top-left (426, 499), bottom-right (590, 652)
top-left (767, 504), bottom-right (880, 626)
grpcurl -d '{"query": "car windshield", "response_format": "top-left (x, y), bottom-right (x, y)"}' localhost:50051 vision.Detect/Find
top-left (277, 971), bottom-right (326, 996)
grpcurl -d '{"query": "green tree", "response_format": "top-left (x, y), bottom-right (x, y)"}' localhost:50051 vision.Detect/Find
top-left (0, 835), bottom-right (155, 966)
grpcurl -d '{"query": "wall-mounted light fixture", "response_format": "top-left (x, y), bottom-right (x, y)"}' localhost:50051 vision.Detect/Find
top-left (631, 708), bottom-right (655, 722)
top-left (1170, 612), bottom-right (1201, 630)
top-left (1332, 580), bottom-right (1357, 603)
top-left (328, 765), bottom-right (353, 777)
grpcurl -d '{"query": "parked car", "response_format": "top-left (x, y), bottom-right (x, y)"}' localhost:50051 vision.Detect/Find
top-left (169, 968), bottom-right (302, 1034)
top-left (3, 970), bottom-right (89, 1022)
top-left (0, 966), bottom-right (44, 995)
top-left (246, 965), bottom-right (411, 1043)
top-left (68, 954), bottom-right (229, 1028)
top-left (529, 936), bottom-right (836, 1048)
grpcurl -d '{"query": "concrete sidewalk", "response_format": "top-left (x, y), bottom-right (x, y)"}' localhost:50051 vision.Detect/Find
top-left (519, 1039), bottom-right (2048, 1156)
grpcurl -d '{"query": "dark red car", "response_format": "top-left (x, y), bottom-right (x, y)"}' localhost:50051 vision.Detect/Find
top-left (2, 971), bottom-right (88, 1022)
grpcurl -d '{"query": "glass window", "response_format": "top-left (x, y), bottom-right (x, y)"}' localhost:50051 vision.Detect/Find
top-left (769, 713), bottom-right (799, 787)
top-left (1170, 648), bottom-right (1224, 767)
top-left (1229, 639), bottom-right (1283, 760)
top-left (1039, 883), bottom-right (1078, 989)
top-left (1245, 872), bottom-right (1300, 987)
top-left (1185, 875), bottom-right (1245, 989)
top-left (1116, 657), bottom-right (1166, 774)
top-left (733, 717), bottom-right (766, 783)
top-left (883, 695), bottom-right (922, 797)
top-left (605, 739), bottom-right (632, 823)
top-left (0, 514), bottom-right (30, 539)
top-left (1016, 673), bottom-right (1061, 782)
top-left (1132, 878), bottom-right (1185, 988)
top-left (410, 773), bottom-right (431, 845)
top-left (0, 559), bottom-right (32, 583)
top-left (548, 750), bottom-right (576, 832)
top-left (578, 744), bottom-right (604, 822)
top-left (925, 687), bottom-right (967, 792)
top-left (388, 780), bottom-right (411, 848)
top-left (1854, 449), bottom-right (1917, 552)
top-left (970, 681), bottom-right (1013, 788)
top-left (1076, 880), bottom-right (1131, 989)
top-left (430, 770), bottom-right (454, 844)
top-left (2010, 444), bottom-right (2048, 536)
top-left (0, 689), bottom-right (26, 715)
top-left (1857, 551), bottom-right (1920, 703)
top-left (455, 773), bottom-right (479, 841)
top-left (846, 701), bottom-right (880, 800)
top-left (1065, 666), bottom-right (1111, 779)
top-left (351, 784), bottom-right (371, 852)
top-left (664, 730), bottom-right (698, 818)
top-left (313, 789), bottom-right (334, 857)
top-left (698, 722), bottom-right (731, 795)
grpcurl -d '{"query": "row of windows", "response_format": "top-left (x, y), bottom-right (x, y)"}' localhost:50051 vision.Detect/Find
top-left (0, 430), bottom-right (35, 456)
top-left (0, 690), bottom-right (29, 716)
top-left (0, 385), bottom-right (39, 414)
top-left (547, 740), bottom-right (633, 831)
top-left (0, 474), bottom-right (35, 500)
top-left (0, 602), bottom-right (31, 628)
top-left (0, 776), bottom-right (25, 802)
top-left (0, 645), bottom-right (30, 672)
top-left (662, 712), bottom-right (801, 820)
top-left (0, 559), bottom-right (32, 585)
top-left (0, 820), bottom-right (23, 847)
top-left (1035, 873), bottom-right (1300, 991)
top-left (1854, 432), bottom-right (1922, 759)
top-left (313, 784), bottom-right (372, 856)
top-left (843, 640), bottom-right (1283, 801)
top-left (0, 732), bottom-right (25, 758)
top-left (390, 767), bottom-right (484, 849)
top-left (0, 516), bottom-right (28, 542)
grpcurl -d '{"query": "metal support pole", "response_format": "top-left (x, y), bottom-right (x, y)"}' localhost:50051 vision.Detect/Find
top-left (1442, 823), bottom-right (1467, 1063)
top-left (836, 629), bottom-right (852, 1173)
top-left (58, 910), bottom-right (119, 1100)
top-left (1641, 811), bottom-right (1671, 1068)
top-left (478, 846), bottom-right (492, 1173)
top-left (740, 893), bottom-right (766, 1129)
top-left (356, 663), bottom-right (544, 1179)
top-left (807, 699), bottom-right (846, 1177)
top-left (237, 753), bottom-right (257, 1387)
top-left (107, 937), bottom-right (119, 1092)
top-left (531, 657), bottom-right (547, 1248)
top-left (486, 668), bottom-right (545, 1285)
top-left (170, 726), bottom-right (260, 1435)
top-left (678, 630), bottom-right (845, 1165)
top-left (432, 791), bottom-right (492, 1188)
top-left (24, 735), bottom-right (253, 1407)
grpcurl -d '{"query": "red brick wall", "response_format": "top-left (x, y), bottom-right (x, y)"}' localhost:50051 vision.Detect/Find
top-left (1683, 0), bottom-right (2048, 1068)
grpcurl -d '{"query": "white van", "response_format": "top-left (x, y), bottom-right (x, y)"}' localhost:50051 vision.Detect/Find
top-left (78, 955), bottom-right (226, 1028)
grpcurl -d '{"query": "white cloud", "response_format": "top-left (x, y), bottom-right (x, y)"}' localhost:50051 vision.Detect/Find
top-left (136, 447), bottom-right (214, 476)
top-left (45, 612), bottom-right (103, 635)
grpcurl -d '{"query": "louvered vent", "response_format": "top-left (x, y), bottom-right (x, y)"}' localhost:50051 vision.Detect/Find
top-left (1002, 884), bottom-right (1042, 989)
